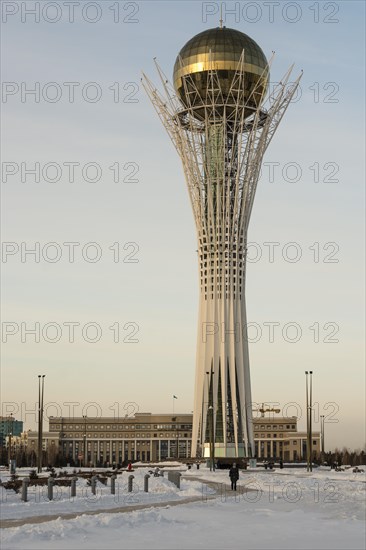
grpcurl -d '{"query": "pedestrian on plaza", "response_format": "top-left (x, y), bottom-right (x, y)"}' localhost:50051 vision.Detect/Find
top-left (229, 462), bottom-right (239, 491)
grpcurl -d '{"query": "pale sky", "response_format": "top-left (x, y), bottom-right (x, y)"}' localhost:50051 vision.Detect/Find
top-left (1, 1), bottom-right (365, 451)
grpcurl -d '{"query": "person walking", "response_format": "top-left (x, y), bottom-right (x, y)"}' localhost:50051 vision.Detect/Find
top-left (229, 462), bottom-right (239, 491)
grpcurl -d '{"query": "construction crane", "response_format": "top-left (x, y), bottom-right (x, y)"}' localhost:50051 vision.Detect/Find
top-left (253, 403), bottom-right (281, 418)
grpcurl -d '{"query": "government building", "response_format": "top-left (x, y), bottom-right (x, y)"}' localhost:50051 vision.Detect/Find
top-left (25, 412), bottom-right (320, 466)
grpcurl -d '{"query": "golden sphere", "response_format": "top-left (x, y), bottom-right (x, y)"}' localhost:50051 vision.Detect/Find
top-left (173, 27), bottom-right (269, 120)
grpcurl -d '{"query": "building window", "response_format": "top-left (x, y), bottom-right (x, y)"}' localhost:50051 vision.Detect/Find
top-left (293, 440), bottom-right (297, 444)
top-left (292, 425), bottom-right (296, 429)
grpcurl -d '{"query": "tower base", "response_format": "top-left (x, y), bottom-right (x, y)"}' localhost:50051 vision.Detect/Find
top-left (203, 442), bottom-right (248, 459)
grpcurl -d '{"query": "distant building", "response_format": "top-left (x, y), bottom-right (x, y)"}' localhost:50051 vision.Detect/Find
top-left (24, 412), bottom-right (320, 466)
top-left (253, 416), bottom-right (320, 461)
top-left (47, 413), bottom-right (193, 465)
top-left (0, 416), bottom-right (23, 447)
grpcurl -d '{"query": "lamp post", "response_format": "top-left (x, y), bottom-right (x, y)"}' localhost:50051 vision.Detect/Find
top-left (305, 371), bottom-right (310, 471)
top-left (37, 375), bottom-right (45, 473)
top-left (7, 413), bottom-right (13, 468)
top-left (305, 371), bottom-right (313, 472)
top-left (206, 371), bottom-right (215, 471)
top-left (309, 371), bottom-right (313, 472)
top-left (208, 406), bottom-right (213, 471)
top-left (320, 414), bottom-right (325, 460)
top-left (83, 415), bottom-right (87, 467)
top-left (208, 406), bottom-right (215, 472)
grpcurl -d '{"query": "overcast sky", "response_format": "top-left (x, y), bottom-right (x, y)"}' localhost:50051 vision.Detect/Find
top-left (1, 0), bottom-right (365, 450)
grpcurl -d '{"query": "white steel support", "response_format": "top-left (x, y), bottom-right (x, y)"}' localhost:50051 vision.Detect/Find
top-left (142, 54), bottom-right (302, 459)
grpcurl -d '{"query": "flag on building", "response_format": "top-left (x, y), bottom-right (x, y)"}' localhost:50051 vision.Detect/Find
top-left (173, 395), bottom-right (178, 399)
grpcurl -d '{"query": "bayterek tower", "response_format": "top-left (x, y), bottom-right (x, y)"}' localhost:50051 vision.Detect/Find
top-left (143, 26), bottom-right (302, 460)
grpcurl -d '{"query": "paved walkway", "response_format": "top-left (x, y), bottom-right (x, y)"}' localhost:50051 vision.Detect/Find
top-left (1, 476), bottom-right (249, 529)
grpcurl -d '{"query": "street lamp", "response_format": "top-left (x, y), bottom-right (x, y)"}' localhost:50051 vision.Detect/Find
top-left (309, 371), bottom-right (313, 472)
top-left (320, 415), bottom-right (325, 460)
top-left (83, 415), bottom-right (87, 468)
top-left (206, 371), bottom-right (215, 472)
top-left (37, 375), bottom-right (45, 473)
top-left (7, 413), bottom-right (13, 469)
top-left (305, 371), bottom-right (313, 472)
top-left (208, 405), bottom-right (215, 472)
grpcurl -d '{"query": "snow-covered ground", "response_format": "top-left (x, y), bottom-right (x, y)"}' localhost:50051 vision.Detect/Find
top-left (1, 465), bottom-right (365, 550)
top-left (0, 466), bottom-right (208, 521)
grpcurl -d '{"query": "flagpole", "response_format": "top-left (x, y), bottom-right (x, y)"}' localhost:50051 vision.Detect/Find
top-left (172, 395), bottom-right (177, 416)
